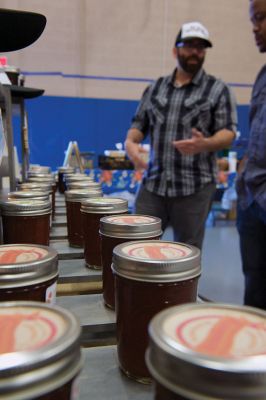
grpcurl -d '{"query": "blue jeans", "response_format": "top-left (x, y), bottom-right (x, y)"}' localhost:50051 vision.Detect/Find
top-left (236, 201), bottom-right (266, 309)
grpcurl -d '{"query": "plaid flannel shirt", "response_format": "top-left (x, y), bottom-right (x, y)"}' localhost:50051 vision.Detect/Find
top-left (131, 68), bottom-right (237, 197)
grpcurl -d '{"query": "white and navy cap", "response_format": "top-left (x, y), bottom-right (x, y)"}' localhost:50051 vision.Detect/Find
top-left (175, 21), bottom-right (212, 48)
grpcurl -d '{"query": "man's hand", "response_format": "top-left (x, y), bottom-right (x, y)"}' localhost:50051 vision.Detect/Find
top-left (125, 128), bottom-right (148, 170)
top-left (172, 128), bottom-right (207, 155)
top-left (126, 142), bottom-right (148, 170)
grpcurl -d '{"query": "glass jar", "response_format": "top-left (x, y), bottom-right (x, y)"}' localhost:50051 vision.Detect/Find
top-left (65, 189), bottom-right (103, 248)
top-left (0, 301), bottom-right (83, 399)
top-left (100, 214), bottom-right (162, 309)
top-left (146, 303), bottom-right (266, 399)
top-left (81, 197), bottom-right (128, 269)
top-left (112, 240), bottom-right (201, 383)
top-left (0, 199), bottom-right (52, 246)
top-left (57, 166), bottom-right (75, 193)
top-left (0, 244), bottom-right (58, 303)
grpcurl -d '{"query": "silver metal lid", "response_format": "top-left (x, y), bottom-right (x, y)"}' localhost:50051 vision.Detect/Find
top-left (28, 176), bottom-right (55, 185)
top-left (0, 301), bottom-right (82, 399)
top-left (65, 189), bottom-right (103, 202)
top-left (0, 244), bottom-right (58, 287)
top-left (112, 240), bottom-right (200, 282)
top-left (67, 181), bottom-right (101, 190)
top-left (0, 199), bottom-right (52, 216)
top-left (17, 183), bottom-right (52, 193)
top-left (81, 197), bottom-right (128, 214)
top-left (27, 172), bottom-right (54, 179)
top-left (100, 214), bottom-right (162, 238)
top-left (146, 303), bottom-right (266, 399)
top-left (28, 166), bottom-right (51, 174)
top-left (8, 191), bottom-right (49, 201)
top-left (65, 175), bottom-right (92, 182)
top-left (58, 166), bottom-right (75, 173)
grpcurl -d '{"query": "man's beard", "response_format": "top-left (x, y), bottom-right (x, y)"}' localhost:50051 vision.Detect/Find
top-left (178, 54), bottom-right (204, 75)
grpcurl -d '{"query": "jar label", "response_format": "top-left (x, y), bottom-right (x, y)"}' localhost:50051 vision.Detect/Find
top-left (122, 242), bottom-right (191, 259)
top-left (0, 246), bottom-right (48, 264)
top-left (163, 307), bottom-right (266, 358)
top-left (46, 281), bottom-right (57, 304)
top-left (106, 215), bottom-right (156, 225)
top-left (0, 307), bottom-right (66, 353)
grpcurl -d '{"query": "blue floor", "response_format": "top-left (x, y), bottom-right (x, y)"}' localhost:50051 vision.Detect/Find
top-left (162, 223), bottom-right (244, 305)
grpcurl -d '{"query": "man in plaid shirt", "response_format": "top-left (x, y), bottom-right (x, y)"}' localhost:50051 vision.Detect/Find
top-left (125, 21), bottom-right (237, 250)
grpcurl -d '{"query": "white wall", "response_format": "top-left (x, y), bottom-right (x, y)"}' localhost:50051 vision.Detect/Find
top-left (0, 0), bottom-right (263, 103)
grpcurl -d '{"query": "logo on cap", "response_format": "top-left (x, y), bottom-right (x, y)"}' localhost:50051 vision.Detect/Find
top-left (178, 21), bottom-right (212, 47)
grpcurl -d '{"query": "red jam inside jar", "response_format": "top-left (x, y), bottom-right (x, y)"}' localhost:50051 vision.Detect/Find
top-left (0, 301), bottom-right (82, 399)
top-left (100, 215), bottom-right (162, 309)
top-left (112, 240), bottom-right (201, 383)
top-left (0, 244), bottom-right (58, 303)
top-left (81, 197), bottom-right (128, 270)
top-left (65, 189), bottom-right (102, 248)
top-left (1, 199), bottom-right (51, 246)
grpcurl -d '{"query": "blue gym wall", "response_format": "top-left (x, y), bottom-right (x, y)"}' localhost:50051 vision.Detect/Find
top-left (12, 96), bottom-right (249, 171)
top-left (13, 96), bottom-right (138, 170)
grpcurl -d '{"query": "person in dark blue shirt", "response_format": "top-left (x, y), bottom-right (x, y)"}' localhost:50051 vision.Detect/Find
top-left (236, 0), bottom-right (266, 309)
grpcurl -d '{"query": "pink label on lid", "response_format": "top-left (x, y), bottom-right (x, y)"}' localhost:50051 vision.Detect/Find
top-left (107, 215), bottom-right (156, 225)
top-left (0, 307), bottom-right (66, 354)
top-left (0, 246), bottom-right (48, 264)
top-left (163, 308), bottom-right (266, 358)
top-left (122, 242), bottom-right (191, 260)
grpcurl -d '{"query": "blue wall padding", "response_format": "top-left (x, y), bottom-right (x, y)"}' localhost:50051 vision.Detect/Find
top-left (12, 96), bottom-right (250, 171)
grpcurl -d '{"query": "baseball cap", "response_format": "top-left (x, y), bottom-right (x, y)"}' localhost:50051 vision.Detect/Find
top-left (175, 21), bottom-right (212, 48)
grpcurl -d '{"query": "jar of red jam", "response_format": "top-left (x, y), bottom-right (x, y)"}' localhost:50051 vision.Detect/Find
top-left (0, 301), bottom-right (83, 399)
top-left (100, 215), bottom-right (162, 309)
top-left (81, 197), bottom-right (128, 270)
top-left (0, 244), bottom-right (58, 303)
top-left (0, 199), bottom-right (52, 246)
top-left (146, 303), bottom-right (266, 399)
top-left (112, 240), bottom-right (201, 383)
top-left (65, 189), bottom-right (103, 248)
top-left (57, 166), bottom-right (75, 193)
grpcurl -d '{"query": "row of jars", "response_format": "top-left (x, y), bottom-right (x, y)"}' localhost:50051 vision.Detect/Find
top-left (0, 166), bottom-right (265, 398)
top-left (63, 187), bottom-right (266, 398)
top-left (0, 240), bottom-right (265, 399)
top-left (0, 167), bottom-right (84, 398)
